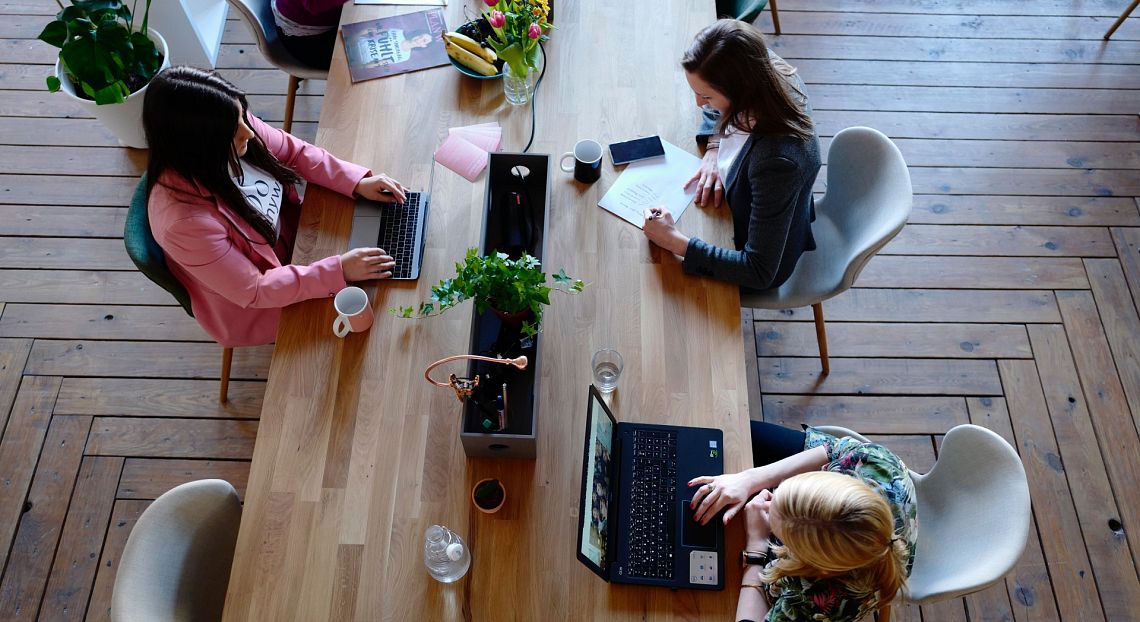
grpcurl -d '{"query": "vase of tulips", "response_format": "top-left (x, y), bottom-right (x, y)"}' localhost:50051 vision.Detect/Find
top-left (482, 0), bottom-right (551, 105)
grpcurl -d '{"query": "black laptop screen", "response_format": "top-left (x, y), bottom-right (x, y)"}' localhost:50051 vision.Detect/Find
top-left (577, 388), bottom-right (615, 574)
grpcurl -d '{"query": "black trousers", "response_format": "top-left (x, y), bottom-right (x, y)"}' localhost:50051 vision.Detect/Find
top-left (278, 26), bottom-right (339, 71)
top-left (750, 420), bottom-right (806, 467)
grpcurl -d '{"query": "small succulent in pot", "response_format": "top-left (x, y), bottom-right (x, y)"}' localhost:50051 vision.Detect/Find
top-left (472, 478), bottom-right (506, 513)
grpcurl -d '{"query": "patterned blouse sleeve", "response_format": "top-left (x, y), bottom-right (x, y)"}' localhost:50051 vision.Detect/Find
top-left (803, 426), bottom-right (864, 461)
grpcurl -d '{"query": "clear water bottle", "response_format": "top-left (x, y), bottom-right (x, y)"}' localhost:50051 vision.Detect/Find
top-left (424, 525), bottom-right (471, 583)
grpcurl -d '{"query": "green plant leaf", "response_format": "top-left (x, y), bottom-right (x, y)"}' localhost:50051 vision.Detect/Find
top-left (38, 20), bottom-right (68, 47)
top-left (45, 75), bottom-right (61, 92)
top-left (92, 81), bottom-right (126, 104)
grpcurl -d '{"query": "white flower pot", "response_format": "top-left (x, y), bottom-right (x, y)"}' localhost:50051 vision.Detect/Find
top-left (54, 29), bottom-right (170, 149)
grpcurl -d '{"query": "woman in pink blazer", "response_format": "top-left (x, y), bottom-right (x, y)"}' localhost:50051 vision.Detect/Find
top-left (143, 66), bottom-right (404, 347)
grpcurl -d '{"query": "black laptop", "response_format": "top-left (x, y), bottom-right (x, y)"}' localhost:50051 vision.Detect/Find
top-left (575, 385), bottom-right (725, 590)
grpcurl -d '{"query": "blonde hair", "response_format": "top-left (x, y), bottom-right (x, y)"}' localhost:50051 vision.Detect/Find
top-left (761, 471), bottom-right (908, 603)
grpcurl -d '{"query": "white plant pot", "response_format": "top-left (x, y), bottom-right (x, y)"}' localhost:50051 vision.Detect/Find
top-left (54, 29), bottom-right (170, 149)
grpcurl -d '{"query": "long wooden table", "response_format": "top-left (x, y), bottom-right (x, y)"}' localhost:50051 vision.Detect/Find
top-left (222, 2), bottom-right (751, 619)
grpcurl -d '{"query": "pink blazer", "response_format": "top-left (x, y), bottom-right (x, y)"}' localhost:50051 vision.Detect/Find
top-left (148, 115), bottom-right (370, 347)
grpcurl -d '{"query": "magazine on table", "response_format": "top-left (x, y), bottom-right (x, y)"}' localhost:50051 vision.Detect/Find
top-left (342, 8), bottom-right (449, 82)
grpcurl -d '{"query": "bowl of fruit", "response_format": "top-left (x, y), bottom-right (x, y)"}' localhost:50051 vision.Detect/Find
top-left (444, 20), bottom-right (504, 79)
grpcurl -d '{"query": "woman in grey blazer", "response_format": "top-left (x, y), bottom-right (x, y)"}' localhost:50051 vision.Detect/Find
top-left (643, 20), bottom-right (819, 292)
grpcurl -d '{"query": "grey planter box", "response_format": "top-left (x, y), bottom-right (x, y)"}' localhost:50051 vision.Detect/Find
top-left (460, 153), bottom-right (551, 459)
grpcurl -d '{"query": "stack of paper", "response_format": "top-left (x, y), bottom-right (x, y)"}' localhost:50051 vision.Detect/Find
top-left (434, 122), bottom-right (503, 182)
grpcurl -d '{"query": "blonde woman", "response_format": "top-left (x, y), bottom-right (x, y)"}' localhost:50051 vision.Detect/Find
top-left (689, 423), bottom-right (917, 621)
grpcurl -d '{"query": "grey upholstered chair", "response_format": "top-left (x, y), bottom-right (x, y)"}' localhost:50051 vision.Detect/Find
top-left (741, 127), bottom-right (912, 374)
top-left (111, 480), bottom-right (242, 622)
top-left (224, 0), bottom-right (328, 133)
top-left (814, 424), bottom-right (1031, 621)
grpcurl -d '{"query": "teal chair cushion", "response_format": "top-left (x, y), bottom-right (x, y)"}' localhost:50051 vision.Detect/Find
top-left (124, 174), bottom-right (194, 317)
top-left (716, 0), bottom-right (769, 22)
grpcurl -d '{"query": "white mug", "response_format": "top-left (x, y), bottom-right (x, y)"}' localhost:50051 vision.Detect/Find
top-left (332, 286), bottom-right (374, 338)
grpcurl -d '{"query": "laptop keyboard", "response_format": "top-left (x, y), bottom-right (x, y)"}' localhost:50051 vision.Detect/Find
top-left (376, 192), bottom-right (423, 279)
top-left (627, 429), bottom-right (678, 580)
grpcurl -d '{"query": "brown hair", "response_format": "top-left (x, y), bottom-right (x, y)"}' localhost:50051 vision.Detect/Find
top-left (762, 471), bottom-right (908, 604)
top-left (681, 19), bottom-right (813, 141)
top-left (144, 66), bottom-right (302, 245)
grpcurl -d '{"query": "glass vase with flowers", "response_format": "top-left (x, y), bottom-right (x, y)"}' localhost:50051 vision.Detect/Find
top-left (482, 0), bottom-right (551, 105)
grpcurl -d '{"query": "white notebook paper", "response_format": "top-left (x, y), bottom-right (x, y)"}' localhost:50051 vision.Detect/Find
top-left (598, 138), bottom-right (701, 229)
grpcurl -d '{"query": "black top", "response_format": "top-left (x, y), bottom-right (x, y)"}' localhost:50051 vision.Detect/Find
top-left (683, 73), bottom-right (820, 292)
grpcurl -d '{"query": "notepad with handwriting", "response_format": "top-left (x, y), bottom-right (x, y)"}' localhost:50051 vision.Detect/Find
top-left (598, 139), bottom-right (701, 229)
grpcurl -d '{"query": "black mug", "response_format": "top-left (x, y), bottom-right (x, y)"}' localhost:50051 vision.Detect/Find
top-left (560, 139), bottom-right (603, 184)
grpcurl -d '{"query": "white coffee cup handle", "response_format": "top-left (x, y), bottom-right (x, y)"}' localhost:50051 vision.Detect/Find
top-left (333, 315), bottom-right (351, 338)
top-left (560, 152), bottom-right (576, 173)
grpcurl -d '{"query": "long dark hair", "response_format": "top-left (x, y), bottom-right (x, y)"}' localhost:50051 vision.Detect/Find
top-left (681, 20), bottom-right (813, 141)
top-left (143, 66), bottom-right (302, 244)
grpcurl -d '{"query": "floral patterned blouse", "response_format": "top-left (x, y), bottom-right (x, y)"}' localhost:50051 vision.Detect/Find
top-left (759, 427), bottom-right (919, 622)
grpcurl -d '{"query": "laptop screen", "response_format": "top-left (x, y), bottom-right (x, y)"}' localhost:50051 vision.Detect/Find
top-left (576, 386), bottom-right (616, 578)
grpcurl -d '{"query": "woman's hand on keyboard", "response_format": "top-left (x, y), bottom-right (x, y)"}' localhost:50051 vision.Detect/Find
top-left (341, 247), bottom-right (396, 281)
top-left (355, 174), bottom-right (408, 203)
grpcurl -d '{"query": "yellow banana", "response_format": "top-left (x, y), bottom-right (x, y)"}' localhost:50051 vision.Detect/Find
top-left (445, 40), bottom-right (498, 76)
top-left (444, 31), bottom-right (497, 64)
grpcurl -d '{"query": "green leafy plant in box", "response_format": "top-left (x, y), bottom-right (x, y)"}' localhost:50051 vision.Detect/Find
top-left (392, 248), bottom-right (585, 338)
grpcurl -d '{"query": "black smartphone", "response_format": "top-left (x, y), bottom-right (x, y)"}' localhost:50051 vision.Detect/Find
top-left (609, 135), bottom-right (665, 166)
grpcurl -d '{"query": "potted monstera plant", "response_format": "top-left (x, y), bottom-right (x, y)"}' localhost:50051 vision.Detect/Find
top-left (39, 0), bottom-right (168, 148)
top-left (392, 248), bottom-right (585, 338)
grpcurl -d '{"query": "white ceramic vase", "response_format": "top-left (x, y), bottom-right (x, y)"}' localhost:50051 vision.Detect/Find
top-left (54, 29), bottom-right (170, 149)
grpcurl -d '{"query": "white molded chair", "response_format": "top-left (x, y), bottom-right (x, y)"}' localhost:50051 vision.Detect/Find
top-left (224, 0), bottom-right (328, 133)
top-left (814, 424), bottom-right (1031, 617)
top-left (742, 127), bottom-right (912, 375)
top-left (111, 480), bottom-right (242, 622)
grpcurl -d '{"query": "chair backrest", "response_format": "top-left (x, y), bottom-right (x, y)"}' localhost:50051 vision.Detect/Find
top-left (739, 127), bottom-right (911, 310)
top-left (812, 424), bottom-right (1030, 605)
top-left (224, 0), bottom-right (329, 80)
top-left (124, 175), bottom-right (194, 317)
top-left (817, 126), bottom-right (912, 289)
top-left (110, 479), bottom-right (242, 622)
top-left (905, 425), bottom-right (1030, 603)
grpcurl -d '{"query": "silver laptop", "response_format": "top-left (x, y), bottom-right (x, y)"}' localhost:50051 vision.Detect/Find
top-left (348, 166), bottom-right (434, 280)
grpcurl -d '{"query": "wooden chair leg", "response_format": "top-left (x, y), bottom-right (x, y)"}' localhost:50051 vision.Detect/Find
top-left (220, 347), bottom-right (233, 403)
top-left (1104, 0), bottom-right (1139, 39)
top-left (769, 0), bottom-right (781, 35)
top-left (283, 75), bottom-right (299, 134)
top-left (811, 302), bottom-right (829, 376)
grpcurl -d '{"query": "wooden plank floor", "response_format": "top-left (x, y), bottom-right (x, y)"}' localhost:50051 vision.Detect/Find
top-left (1, 0), bottom-right (1138, 619)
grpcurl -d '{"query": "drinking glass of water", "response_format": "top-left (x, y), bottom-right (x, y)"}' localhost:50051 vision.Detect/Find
top-left (592, 349), bottom-right (624, 394)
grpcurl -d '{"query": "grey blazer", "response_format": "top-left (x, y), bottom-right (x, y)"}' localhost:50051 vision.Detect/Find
top-left (683, 77), bottom-right (820, 292)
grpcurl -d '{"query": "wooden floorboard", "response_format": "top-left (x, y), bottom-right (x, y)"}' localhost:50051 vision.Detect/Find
top-left (751, 288), bottom-right (1062, 323)
top-left (907, 195), bottom-right (1140, 227)
top-left (2, 2), bottom-right (1138, 619)
top-left (84, 499), bottom-right (147, 622)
